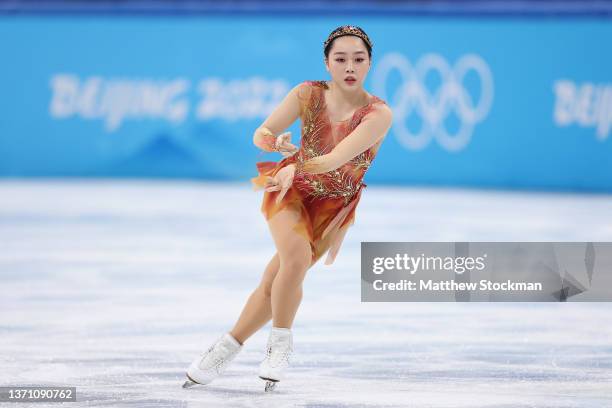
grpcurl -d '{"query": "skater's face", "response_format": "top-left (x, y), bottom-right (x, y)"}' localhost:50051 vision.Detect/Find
top-left (325, 36), bottom-right (371, 91)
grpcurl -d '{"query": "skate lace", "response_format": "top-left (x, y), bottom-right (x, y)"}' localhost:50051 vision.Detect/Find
top-left (203, 342), bottom-right (235, 373)
top-left (266, 345), bottom-right (292, 368)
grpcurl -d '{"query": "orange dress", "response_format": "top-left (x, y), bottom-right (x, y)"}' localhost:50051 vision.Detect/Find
top-left (251, 80), bottom-right (387, 265)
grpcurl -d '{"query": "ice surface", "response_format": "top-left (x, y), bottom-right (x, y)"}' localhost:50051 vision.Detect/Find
top-left (1, 180), bottom-right (611, 407)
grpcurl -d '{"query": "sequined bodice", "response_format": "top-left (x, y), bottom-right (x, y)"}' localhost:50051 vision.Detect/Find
top-left (293, 80), bottom-right (386, 205)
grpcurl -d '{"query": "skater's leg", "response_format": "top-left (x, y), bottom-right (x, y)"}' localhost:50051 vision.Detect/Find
top-left (267, 208), bottom-right (313, 329)
top-left (229, 253), bottom-right (280, 344)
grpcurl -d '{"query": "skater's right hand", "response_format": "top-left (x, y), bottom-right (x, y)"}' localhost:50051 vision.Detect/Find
top-left (264, 164), bottom-right (296, 204)
top-left (275, 132), bottom-right (299, 158)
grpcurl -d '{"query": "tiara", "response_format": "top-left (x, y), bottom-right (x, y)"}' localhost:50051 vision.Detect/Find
top-left (323, 25), bottom-right (373, 51)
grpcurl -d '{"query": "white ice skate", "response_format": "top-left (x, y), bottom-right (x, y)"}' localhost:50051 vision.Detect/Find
top-left (182, 332), bottom-right (243, 388)
top-left (258, 327), bottom-right (293, 392)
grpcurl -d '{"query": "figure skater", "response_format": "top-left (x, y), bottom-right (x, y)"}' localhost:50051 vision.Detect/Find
top-left (183, 25), bottom-right (392, 392)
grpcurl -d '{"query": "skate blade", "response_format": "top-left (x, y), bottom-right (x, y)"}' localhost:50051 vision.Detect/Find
top-left (259, 376), bottom-right (279, 392)
top-left (264, 381), bottom-right (277, 392)
top-left (182, 380), bottom-right (198, 389)
top-left (182, 373), bottom-right (201, 389)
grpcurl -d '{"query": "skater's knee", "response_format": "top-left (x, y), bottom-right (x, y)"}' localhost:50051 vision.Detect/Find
top-left (259, 282), bottom-right (273, 299)
top-left (258, 253), bottom-right (281, 298)
top-left (279, 243), bottom-right (311, 273)
top-left (281, 254), bottom-right (310, 277)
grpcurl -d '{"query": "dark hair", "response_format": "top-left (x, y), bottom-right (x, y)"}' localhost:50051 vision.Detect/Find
top-left (323, 25), bottom-right (373, 60)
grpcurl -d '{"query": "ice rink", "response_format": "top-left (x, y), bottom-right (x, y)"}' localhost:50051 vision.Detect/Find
top-left (1, 180), bottom-right (611, 407)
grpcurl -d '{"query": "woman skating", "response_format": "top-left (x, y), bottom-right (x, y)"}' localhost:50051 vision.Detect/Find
top-left (183, 25), bottom-right (392, 392)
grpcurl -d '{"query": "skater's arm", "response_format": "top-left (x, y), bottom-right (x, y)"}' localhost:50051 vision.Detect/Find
top-left (253, 83), bottom-right (307, 151)
top-left (301, 104), bottom-right (393, 174)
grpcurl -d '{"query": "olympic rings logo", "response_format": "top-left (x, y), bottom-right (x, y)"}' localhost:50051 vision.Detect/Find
top-left (371, 53), bottom-right (494, 152)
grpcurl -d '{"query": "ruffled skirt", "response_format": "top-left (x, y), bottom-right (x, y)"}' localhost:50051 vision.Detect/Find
top-left (251, 156), bottom-right (363, 265)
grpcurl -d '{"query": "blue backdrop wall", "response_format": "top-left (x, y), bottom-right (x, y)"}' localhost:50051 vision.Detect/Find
top-left (0, 16), bottom-right (611, 191)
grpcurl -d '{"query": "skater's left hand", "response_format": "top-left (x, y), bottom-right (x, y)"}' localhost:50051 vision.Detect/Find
top-left (265, 164), bottom-right (296, 204)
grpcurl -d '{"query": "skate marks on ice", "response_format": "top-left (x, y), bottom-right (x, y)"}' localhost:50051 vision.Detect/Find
top-left (1, 181), bottom-right (612, 407)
